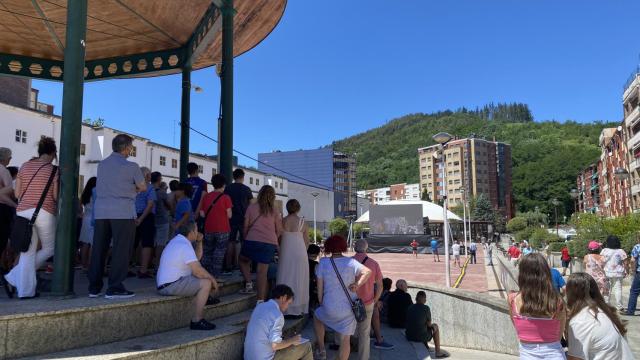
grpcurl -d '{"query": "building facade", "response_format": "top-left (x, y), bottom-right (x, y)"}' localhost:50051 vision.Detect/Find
top-left (623, 73), bottom-right (640, 211)
top-left (598, 127), bottom-right (631, 217)
top-left (358, 183), bottom-right (420, 205)
top-left (258, 147), bottom-right (357, 217)
top-left (418, 137), bottom-right (514, 219)
top-left (576, 163), bottom-right (600, 214)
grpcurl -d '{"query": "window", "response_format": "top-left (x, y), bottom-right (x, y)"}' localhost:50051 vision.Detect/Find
top-left (280, 182), bottom-right (284, 189)
top-left (250, 177), bottom-right (254, 185)
top-left (15, 129), bottom-right (27, 143)
top-left (131, 146), bottom-right (137, 157)
top-left (171, 159), bottom-right (177, 168)
top-left (198, 165), bottom-right (203, 174)
top-left (78, 175), bottom-right (85, 195)
top-left (212, 168), bottom-right (217, 175)
top-left (274, 181), bottom-right (278, 188)
top-left (159, 156), bottom-right (166, 166)
top-left (256, 179), bottom-right (260, 186)
top-left (80, 143), bottom-right (86, 156)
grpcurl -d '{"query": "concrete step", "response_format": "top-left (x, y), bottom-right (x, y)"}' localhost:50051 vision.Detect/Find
top-left (0, 279), bottom-right (251, 359)
top-left (21, 311), bottom-right (308, 360)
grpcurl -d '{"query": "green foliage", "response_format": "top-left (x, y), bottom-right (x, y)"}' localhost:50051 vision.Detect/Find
top-left (472, 193), bottom-right (495, 222)
top-left (528, 228), bottom-right (562, 249)
top-left (548, 242), bottom-right (566, 252)
top-left (507, 217), bottom-right (528, 233)
top-left (328, 218), bottom-right (349, 236)
top-left (521, 211), bottom-right (548, 227)
top-left (571, 213), bottom-right (640, 257)
top-left (308, 229), bottom-right (323, 243)
top-left (421, 188), bottom-right (431, 202)
top-left (353, 223), bottom-right (365, 237)
top-left (332, 105), bottom-right (614, 214)
top-left (82, 117), bottom-right (105, 127)
top-left (515, 227), bottom-right (534, 243)
top-left (449, 205), bottom-right (465, 219)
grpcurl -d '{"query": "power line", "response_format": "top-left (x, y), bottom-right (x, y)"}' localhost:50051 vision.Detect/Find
top-left (185, 123), bottom-right (347, 193)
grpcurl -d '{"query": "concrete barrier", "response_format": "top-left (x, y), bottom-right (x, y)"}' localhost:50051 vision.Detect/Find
top-left (407, 281), bottom-right (519, 356)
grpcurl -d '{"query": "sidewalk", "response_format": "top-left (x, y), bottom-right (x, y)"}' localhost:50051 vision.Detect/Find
top-left (300, 320), bottom-right (517, 360)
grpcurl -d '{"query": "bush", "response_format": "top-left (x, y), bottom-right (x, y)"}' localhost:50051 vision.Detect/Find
top-left (507, 217), bottom-right (528, 233)
top-left (353, 223), bottom-right (365, 238)
top-left (568, 238), bottom-right (589, 259)
top-left (515, 227), bottom-right (534, 243)
top-left (308, 229), bottom-right (323, 243)
top-left (548, 242), bottom-right (565, 252)
top-left (329, 218), bottom-right (349, 236)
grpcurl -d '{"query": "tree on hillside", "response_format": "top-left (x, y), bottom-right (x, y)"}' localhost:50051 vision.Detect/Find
top-left (472, 194), bottom-right (496, 223)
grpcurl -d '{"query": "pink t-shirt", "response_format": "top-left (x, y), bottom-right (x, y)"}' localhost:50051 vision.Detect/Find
top-left (244, 203), bottom-right (282, 246)
top-left (353, 253), bottom-right (383, 305)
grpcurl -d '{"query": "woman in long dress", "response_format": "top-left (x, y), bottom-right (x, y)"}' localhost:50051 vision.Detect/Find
top-left (584, 241), bottom-right (609, 300)
top-left (276, 199), bottom-right (309, 317)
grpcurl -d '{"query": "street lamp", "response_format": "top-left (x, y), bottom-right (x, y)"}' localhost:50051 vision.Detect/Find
top-left (432, 132), bottom-right (452, 287)
top-left (461, 189), bottom-right (468, 260)
top-left (311, 191), bottom-right (320, 241)
top-left (570, 189), bottom-right (579, 216)
top-left (551, 198), bottom-right (560, 236)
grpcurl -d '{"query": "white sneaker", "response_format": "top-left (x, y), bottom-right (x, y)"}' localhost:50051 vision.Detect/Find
top-left (239, 282), bottom-right (255, 294)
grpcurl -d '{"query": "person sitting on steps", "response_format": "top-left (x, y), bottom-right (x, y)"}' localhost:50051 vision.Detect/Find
top-left (405, 291), bottom-right (449, 358)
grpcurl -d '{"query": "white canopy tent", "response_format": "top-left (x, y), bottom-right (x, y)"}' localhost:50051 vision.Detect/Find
top-left (355, 199), bottom-right (462, 223)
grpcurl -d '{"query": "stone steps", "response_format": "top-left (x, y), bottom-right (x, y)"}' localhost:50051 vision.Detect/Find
top-left (1, 279), bottom-right (251, 359)
top-left (20, 311), bottom-right (307, 360)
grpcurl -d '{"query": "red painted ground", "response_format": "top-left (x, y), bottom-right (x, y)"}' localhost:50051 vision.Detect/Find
top-left (349, 248), bottom-right (488, 293)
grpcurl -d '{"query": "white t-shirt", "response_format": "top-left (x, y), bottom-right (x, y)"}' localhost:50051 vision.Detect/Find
top-left (452, 243), bottom-right (461, 255)
top-left (600, 248), bottom-right (628, 278)
top-left (567, 306), bottom-right (634, 360)
top-left (156, 234), bottom-right (198, 286)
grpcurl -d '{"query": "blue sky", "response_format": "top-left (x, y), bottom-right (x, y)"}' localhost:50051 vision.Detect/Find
top-left (33, 0), bottom-right (640, 167)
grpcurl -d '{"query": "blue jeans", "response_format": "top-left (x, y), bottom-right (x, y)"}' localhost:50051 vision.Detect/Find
top-left (628, 271), bottom-right (640, 315)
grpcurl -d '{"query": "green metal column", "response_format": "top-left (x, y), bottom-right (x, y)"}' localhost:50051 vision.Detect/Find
top-left (52, 0), bottom-right (88, 296)
top-left (180, 66), bottom-right (192, 182)
top-left (219, 0), bottom-right (234, 184)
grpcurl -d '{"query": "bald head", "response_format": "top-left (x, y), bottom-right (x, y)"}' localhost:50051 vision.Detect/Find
top-left (396, 279), bottom-right (408, 292)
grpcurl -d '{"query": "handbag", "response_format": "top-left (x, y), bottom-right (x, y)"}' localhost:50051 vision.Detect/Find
top-left (330, 257), bottom-right (367, 322)
top-left (198, 192), bottom-right (223, 233)
top-left (10, 165), bottom-right (57, 253)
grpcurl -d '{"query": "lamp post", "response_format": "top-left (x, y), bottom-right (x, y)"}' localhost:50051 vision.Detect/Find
top-left (551, 198), bottom-right (560, 236)
top-left (433, 132), bottom-right (452, 287)
top-left (614, 167), bottom-right (631, 215)
top-left (311, 191), bottom-right (320, 240)
top-left (570, 189), bottom-right (579, 216)
top-left (461, 189), bottom-right (468, 259)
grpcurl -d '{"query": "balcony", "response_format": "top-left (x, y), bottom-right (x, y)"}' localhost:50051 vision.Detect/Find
top-left (632, 184), bottom-right (640, 195)
top-left (628, 131), bottom-right (640, 151)
top-left (630, 159), bottom-right (640, 172)
top-left (625, 106), bottom-right (640, 128)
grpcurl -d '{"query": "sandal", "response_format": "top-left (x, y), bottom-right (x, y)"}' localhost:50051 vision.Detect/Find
top-left (435, 351), bottom-right (450, 358)
top-left (313, 348), bottom-right (326, 360)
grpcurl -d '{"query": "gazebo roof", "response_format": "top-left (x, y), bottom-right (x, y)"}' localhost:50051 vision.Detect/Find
top-left (0, 0), bottom-right (286, 81)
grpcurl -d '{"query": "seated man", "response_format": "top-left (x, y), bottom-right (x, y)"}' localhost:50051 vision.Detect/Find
top-left (156, 221), bottom-right (219, 330)
top-left (386, 279), bottom-right (413, 328)
top-left (244, 284), bottom-right (313, 360)
top-left (406, 291), bottom-right (449, 358)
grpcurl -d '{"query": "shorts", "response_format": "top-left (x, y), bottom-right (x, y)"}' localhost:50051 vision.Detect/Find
top-left (155, 223), bottom-right (170, 247)
top-left (135, 213), bottom-right (155, 248)
top-left (229, 223), bottom-right (243, 243)
top-left (158, 275), bottom-right (202, 297)
top-left (561, 260), bottom-right (570, 268)
top-left (454, 254), bottom-right (460, 260)
top-left (241, 240), bottom-right (277, 264)
top-left (431, 248), bottom-right (438, 254)
top-left (412, 247), bottom-right (418, 252)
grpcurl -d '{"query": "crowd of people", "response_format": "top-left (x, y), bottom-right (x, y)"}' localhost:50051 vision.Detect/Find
top-left (0, 137), bottom-right (638, 360)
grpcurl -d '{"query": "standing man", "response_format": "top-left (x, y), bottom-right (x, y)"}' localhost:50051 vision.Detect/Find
top-left (185, 162), bottom-right (208, 228)
top-left (561, 244), bottom-right (571, 276)
top-left (430, 238), bottom-right (440, 262)
top-left (622, 235), bottom-right (640, 316)
top-left (135, 167), bottom-right (156, 278)
top-left (451, 241), bottom-right (461, 268)
top-left (469, 240), bottom-right (477, 264)
top-left (353, 240), bottom-right (394, 356)
top-left (152, 173), bottom-right (171, 268)
top-left (89, 134), bottom-right (146, 299)
top-left (485, 242), bottom-right (494, 266)
top-left (411, 239), bottom-right (418, 258)
top-left (0, 148), bottom-right (16, 270)
top-left (244, 284), bottom-right (312, 360)
top-left (224, 169), bottom-right (253, 273)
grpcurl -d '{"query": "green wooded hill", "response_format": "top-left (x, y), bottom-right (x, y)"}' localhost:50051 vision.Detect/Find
top-left (332, 104), bottom-right (616, 217)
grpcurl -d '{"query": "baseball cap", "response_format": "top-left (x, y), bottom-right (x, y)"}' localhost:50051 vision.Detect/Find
top-left (588, 241), bottom-right (601, 250)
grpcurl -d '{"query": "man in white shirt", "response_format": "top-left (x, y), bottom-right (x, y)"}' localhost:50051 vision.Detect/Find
top-left (244, 284), bottom-right (312, 360)
top-left (451, 241), bottom-right (461, 268)
top-left (156, 221), bottom-right (219, 330)
top-left (469, 241), bottom-right (477, 264)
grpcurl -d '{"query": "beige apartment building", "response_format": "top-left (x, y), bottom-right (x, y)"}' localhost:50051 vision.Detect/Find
top-left (418, 137), bottom-right (514, 219)
top-left (623, 73), bottom-right (640, 211)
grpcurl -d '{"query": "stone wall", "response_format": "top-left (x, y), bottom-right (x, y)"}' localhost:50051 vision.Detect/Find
top-left (407, 281), bottom-right (519, 355)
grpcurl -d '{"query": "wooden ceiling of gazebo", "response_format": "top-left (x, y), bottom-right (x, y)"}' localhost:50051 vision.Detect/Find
top-left (0, 0), bottom-right (286, 79)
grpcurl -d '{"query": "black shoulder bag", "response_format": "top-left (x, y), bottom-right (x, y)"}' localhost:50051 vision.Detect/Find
top-left (330, 257), bottom-right (367, 322)
top-left (198, 192), bottom-right (223, 233)
top-left (10, 165), bottom-right (57, 252)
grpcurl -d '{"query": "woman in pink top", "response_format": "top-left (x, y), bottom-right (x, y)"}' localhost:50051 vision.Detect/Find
top-left (238, 185), bottom-right (282, 301)
top-left (508, 253), bottom-right (566, 359)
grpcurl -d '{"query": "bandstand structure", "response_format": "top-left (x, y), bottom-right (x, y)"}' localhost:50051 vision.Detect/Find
top-left (0, 0), bottom-right (287, 296)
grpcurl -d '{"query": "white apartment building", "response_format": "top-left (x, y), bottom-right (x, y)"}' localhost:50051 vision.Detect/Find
top-left (1, 101), bottom-right (293, 203)
top-left (358, 183), bottom-right (420, 205)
